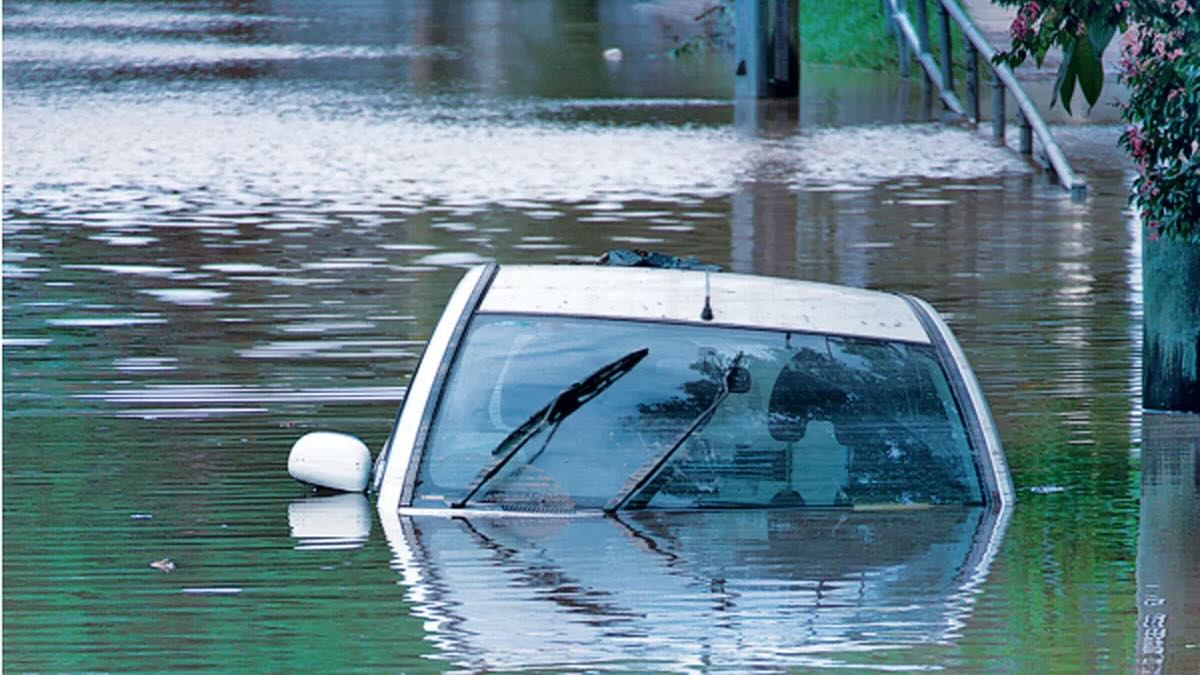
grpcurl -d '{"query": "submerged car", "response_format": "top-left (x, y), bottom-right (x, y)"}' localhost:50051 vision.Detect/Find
top-left (289, 261), bottom-right (1014, 514)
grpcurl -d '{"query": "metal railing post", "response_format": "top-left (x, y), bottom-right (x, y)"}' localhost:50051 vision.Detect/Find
top-left (1019, 113), bottom-right (1033, 155)
top-left (937, 3), bottom-right (954, 92)
top-left (915, 0), bottom-right (932, 105)
top-left (965, 39), bottom-right (979, 123)
top-left (992, 71), bottom-right (1005, 144)
top-left (914, 0), bottom-right (930, 52)
top-left (888, 0), bottom-right (911, 78)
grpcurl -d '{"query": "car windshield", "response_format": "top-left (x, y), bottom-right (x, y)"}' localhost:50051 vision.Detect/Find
top-left (414, 314), bottom-right (984, 512)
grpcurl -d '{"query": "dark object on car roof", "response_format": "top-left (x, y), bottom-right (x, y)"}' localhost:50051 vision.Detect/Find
top-left (596, 249), bottom-right (722, 272)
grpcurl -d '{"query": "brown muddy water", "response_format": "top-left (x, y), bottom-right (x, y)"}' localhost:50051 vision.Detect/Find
top-left (4, 1), bottom-right (1197, 672)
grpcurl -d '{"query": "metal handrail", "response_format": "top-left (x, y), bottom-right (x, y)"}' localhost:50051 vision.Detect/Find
top-left (883, 0), bottom-right (1086, 195)
top-left (887, 1), bottom-right (965, 116)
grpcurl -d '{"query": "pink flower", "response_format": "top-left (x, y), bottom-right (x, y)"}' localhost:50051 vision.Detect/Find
top-left (1118, 55), bottom-right (1138, 77)
top-left (1173, 0), bottom-right (1194, 16)
top-left (1145, 215), bottom-right (1161, 240)
top-left (1122, 28), bottom-right (1143, 56)
top-left (1011, 16), bottom-right (1033, 41)
top-left (1124, 125), bottom-right (1141, 146)
top-left (1152, 33), bottom-right (1168, 58)
top-left (1118, 30), bottom-right (1147, 78)
top-left (1011, 2), bottom-right (1042, 40)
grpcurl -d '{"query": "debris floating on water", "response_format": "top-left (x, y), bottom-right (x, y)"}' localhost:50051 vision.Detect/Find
top-left (596, 249), bottom-right (721, 271)
top-left (149, 558), bottom-right (176, 572)
top-left (603, 47), bottom-right (623, 62)
top-left (130, 513), bottom-right (154, 520)
top-left (1028, 485), bottom-right (1067, 494)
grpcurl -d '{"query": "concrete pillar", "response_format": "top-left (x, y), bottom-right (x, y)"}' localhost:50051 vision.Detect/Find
top-left (735, 0), bottom-right (768, 100)
top-left (1143, 236), bottom-right (1200, 413)
top-left (735, 0), bottom-right (799, 100)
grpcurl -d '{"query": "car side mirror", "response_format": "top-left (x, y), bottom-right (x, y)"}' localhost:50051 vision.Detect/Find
top-left (288, 431), bottom-right (371, 492)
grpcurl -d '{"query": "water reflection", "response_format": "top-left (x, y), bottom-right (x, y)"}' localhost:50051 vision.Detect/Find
top-left (1137, 413), bottom-right (1200, 674)
top-left (378, 507), bottom-right (1010, 671)
top-left (289, 493), bottom-right (372, 551)
top-left (5, 0), bottom-right (1148, 670)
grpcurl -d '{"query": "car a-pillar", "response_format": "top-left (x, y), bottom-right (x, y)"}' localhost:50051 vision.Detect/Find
top-left (1143, 235), bottom-right (1200, 413)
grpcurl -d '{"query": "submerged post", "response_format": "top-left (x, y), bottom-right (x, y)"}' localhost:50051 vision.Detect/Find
top-left (937, 3), bottom-right (953, 92)
top-left (913, 0), bottom-right (930, 52)
top-left (965, 39), bottom-right (980, 122)
top-left (886, 0), bottom-right (910, 78)
top-left (1019, 113), bottom-right (1033, 155)
top-left (991, 72), bottom-right (1005, 144)
top-left (768, 0), bottom-right (800, 97)
top-left (913, 0), bottom-right (932, 104)
top-left (735, 0), bottom-right (768, 100)
top-left (735, 0), bottom-right (799, 99)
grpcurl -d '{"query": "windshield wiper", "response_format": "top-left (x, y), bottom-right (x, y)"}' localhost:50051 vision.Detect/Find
top-left (605, 353), bottom-right (746, 512)
top-left (451, 347), bottom-right (650, 508)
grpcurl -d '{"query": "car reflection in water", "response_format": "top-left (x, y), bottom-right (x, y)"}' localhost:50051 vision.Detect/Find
top-left (367, 505), bottom-right (1010, 671)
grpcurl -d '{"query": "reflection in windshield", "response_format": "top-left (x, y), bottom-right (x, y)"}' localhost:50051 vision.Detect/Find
top-left (380, 507), bottom-right (1010, 671)
top-left (455, 347), bottom-right (649, 509)
top-left (417, 315), bottom-right (983, 511)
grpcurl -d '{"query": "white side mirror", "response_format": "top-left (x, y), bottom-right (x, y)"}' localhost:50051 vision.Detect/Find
top-left (288, 431), bottom-right (371, 492)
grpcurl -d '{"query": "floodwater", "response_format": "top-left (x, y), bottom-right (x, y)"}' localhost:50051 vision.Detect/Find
top-left (4, 1), bottom-right (1197, 672)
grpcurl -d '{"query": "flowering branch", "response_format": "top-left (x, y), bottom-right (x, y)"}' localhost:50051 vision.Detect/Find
top-left (994, 0), bottom-right (1200, 241)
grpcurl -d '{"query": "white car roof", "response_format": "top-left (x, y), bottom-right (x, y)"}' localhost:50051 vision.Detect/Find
top-left (478, 265), bottom-right (931, 344)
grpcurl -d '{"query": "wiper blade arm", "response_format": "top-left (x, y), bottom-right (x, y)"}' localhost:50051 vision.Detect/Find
top-left (606, 353), bottom-right (744, 512)
top-left (451, 347), bottom-right (649, 508)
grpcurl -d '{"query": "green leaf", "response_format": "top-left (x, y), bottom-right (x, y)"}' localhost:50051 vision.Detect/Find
top-left (1089, 16), bottom-right (1113, 63)
top-left (1072, 32), bottom-right (1104, 112)
top-left (1052, 43), bottom-right (1075, 113)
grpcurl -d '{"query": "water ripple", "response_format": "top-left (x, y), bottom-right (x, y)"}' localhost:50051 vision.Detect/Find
top-left (78, 384), bottom-right (407, 405)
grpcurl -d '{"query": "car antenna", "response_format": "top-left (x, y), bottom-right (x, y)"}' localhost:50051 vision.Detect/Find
top-left (700, 271), bottom-right (714, 321)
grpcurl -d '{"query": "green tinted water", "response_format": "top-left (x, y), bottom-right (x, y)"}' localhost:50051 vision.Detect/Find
top-left (5, 0), bottom-right (1195, 671)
